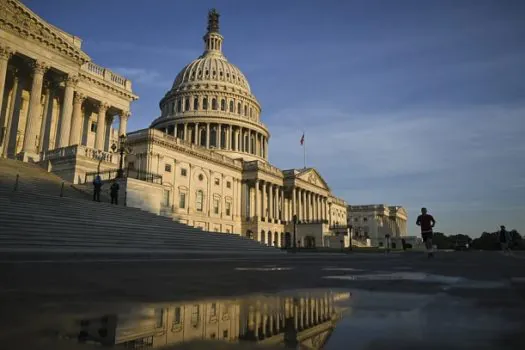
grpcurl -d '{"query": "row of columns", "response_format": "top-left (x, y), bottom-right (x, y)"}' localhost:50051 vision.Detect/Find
top-left (163, 122), bottom-right (268, 158)
top-left (247, 180), bottom-right (331, 224)
top-left (245, 294), bottom-right (335, 339)
top-left (0, 46), bottom-right (129, 159)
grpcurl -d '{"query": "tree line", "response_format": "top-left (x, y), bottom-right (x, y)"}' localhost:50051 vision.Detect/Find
top-left (432, 230), bottom-right (524, 250)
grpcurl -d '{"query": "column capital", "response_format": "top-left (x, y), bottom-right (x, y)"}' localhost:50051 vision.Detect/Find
top-left (73, 92), bottom-right (86, 105)
top-left (95, 102), bottom-right (110, 113)
top-left (0, 45), bottom-right (13, 60)
top-left (31, 60), bottom-right (48, 75)
top-left (63, 74), bottom-right (79, 87)
top-left (121, 110), bottom-right (131, 119)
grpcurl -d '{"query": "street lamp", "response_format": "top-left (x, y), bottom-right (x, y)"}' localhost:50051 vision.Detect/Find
top-left (111, 134), bottom-right (132, 178)
top-left (293, 214), bottom-right (297, 250)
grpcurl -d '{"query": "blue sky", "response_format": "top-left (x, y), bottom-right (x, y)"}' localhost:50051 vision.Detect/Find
top-left (26, 0), bottom-right (525, 237)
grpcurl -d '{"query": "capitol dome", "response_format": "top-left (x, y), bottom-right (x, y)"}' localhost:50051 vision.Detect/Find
top-left (151, 9), bottom-right (269, 162)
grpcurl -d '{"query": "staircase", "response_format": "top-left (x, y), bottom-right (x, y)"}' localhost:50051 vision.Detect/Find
top-left (0, 159), bottom-right (283, 255)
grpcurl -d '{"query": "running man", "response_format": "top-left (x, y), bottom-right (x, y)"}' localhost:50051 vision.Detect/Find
top-left (499, 225), bottom-right (512, 255)
top-left (416, 207), bottom-right (436, 258)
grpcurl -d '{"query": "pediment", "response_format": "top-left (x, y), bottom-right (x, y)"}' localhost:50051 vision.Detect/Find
top-left (0, 0), bottom-right (90, 64)
top-left (297, 168), bottom-right (330, 191)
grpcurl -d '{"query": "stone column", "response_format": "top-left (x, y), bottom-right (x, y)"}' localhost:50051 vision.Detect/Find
top-left (0, 46), bottom-right (12, 126)
top-left (262, 181), bottom-right (268, 220)
top-left (118, 110), bottom-right (130, 137)
top-left (254, 180), bottom-right (259, 218)
top-left (195, 122), bottom-right (199, 145)
top-left (173, 123), bottom-right (178, 137)
top-left (280, 188), bottom-right (285, 221)
top-left (228, 125), bottom-right (233, 150)
top-left (68, 92), bottom-right (85, 146)
top-left (22, 60), bottom-right (48, 157)
top-left (292, 188), bottom-right (297, 220)
top-left (183, 123), bottom-right (188, 142)
top-left (57, 75), bottom-right (78, 148)
top-left (1, 68), bottom-right (18, 158)
top-left (206, 123), bottom-right (210, 148)
top-left (268, 183), bottom-right (274, 221)
top-left (218, 124), bottom-right (222, 149)
top-left (38, 81), bottom-right (53, 153)
top-left (94, 102), bottom-right (108, 150)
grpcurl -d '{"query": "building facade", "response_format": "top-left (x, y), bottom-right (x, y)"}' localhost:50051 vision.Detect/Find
top-left (0, 0), bottom-right (137, 182)
top-left (125, 10), bottom-right (348, 247)
top-left (0, 2), bottom-right (349, 247)
top-left (347, 204), bottom-right (408, 247)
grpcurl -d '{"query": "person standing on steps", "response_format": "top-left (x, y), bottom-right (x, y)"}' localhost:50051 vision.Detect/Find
top-left (416, 207), bottom-right (436, 258)
top-left (92, 175), bottom-right (102, 202)
top-left (110, 180), bottom-right (120, 205)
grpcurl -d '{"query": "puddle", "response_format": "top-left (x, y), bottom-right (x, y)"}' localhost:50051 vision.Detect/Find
top-left (234, 267), bottom-right (293, 271)
top-left (324, 272), bottom-right (463, 284)
top-left (322, 267), bottom-right (363, 272)
top-left (1, 287), bottom-right (523, 349)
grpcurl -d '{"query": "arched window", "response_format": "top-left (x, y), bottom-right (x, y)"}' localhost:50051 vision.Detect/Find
top-left (221, 99), bottom-right (226, 111)
top-left (261, 230), bottom-right (266, 244)
top-left (237, 102), bottom-right (241, 114)
top-left (210, 127), bottom-right (217, 147)
top-left (229, 100), bottom-right (234, 112)
top-left (196, 190), bottom-right (204, 212)
top-left (170, 102), bottom-right (175, 114)
top-left (193, 97), bottom-right (199, 110)
top-left (244, 105), bottom-right (248, 116)
top-left (212, 98), bottom-right (218, 110)
top-left (250, 108), bottom-right (253, 117)
top-left (184, 98), bottom-right (190, 111)
top-left (176, 99), bottom-right (182, 113)
top-left (203, 97), bottom-right (208, 110)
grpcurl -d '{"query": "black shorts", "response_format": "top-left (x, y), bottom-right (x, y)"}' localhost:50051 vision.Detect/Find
top-left (421, 231), bottom-right (433, 242)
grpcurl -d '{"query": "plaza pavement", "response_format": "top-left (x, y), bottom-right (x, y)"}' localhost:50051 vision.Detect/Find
top-left (0, 250), bottom-right (524, 349)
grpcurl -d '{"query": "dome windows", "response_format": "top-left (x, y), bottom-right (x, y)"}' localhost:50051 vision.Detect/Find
top-left (176, 99), bottom-right (182, 113)
top-left (184, 98), bottom-right (190, 111)
top-left (229, 100), bottom-right (234, 112)
top-left (212, 98), bottom-right (218, 110)
top-left (203, 97), bottom-right (208, 110)
top-left (244, 105), bottom-right (247, 116)
top-left (237, 102), bottom-right (241, 115)
top-left (193, 97), bottom-right (199, 110)
top-left (221, 99), bottom-right (226, 111)
top-left (205, 70), bottom-right (209, 76)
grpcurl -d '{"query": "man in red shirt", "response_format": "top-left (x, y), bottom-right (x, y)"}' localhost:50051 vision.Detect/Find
top-left (416, 207), bottom-right (436, 257)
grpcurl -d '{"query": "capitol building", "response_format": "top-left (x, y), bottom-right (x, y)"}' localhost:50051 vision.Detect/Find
top-left (0, 1), bottom-right (348, 248)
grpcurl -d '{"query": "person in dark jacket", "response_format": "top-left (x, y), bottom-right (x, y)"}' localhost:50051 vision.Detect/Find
top-left (92, 175), bottom-right (102, 202)
top-left (499, 225), bottom-right (512, 255)
top-left (110, 180), bottom-right (120, 205)
top-left (416, 207), bottom-right (436, 258)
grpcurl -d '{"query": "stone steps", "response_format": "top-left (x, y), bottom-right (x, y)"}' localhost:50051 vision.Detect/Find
top-left (0, 159), bottom-right (282, 255)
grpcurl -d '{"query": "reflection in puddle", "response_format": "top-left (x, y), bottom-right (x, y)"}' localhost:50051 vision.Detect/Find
top-left (234, 267), bottom-right (293, 271)
top-left (322, 267), bottom-right (363, 272)
top-left (61, 291), bottom-right (350, 349)
top-left (324, 272), bottom-right (462, 284)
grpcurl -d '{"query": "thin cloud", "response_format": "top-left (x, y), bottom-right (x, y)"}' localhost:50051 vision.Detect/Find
top-left (112, 67), bottom-right (172, 89)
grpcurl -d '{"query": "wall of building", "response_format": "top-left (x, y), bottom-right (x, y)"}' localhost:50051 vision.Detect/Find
top-left (124, 177), bottom-right (164, 215)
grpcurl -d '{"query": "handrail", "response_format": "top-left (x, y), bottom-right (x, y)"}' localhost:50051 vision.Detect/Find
top-left (84, 167), bottom-right (163, 185)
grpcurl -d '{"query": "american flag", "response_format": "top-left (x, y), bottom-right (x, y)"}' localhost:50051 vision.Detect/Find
top-left (300, 133), bottom-right (304, 146)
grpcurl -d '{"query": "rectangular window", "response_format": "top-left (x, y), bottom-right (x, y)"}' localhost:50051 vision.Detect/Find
top-left (196, 191), bottom-right (203, 212)
top-left (225, 202), bottom-right (231, 216)
top-left (191, 305), bottom-right (200, 325)
top-left (213, 199), bottom-right (219, 214)
top-left (163, 190), bottom-right (170, 207)
top-left (226, 181), bottom-right (231, 189)
top-left (181, 168), bottom-right (187, 176)
top-left (214, 178), bottom-right (220, 185)
top-left (173, 307), bottom-right (182, 325)
top-left (210, 303), bottom-right (217, 317)
top-left (90, 122), bottom-right (97, 132)
top-left (223, 330), bottom-right (228, 339)
top-left (165, 164), bottom-right (172, 172)
top-left (155, 308), bottom-right (164, 328)
top-left (179, 192), bottom-right (186, 209)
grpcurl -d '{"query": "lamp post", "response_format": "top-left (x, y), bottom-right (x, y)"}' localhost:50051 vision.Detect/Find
top-left (293, 214), bottom-right (297, 250)
top-left (111, 134), bottom-right (132, 178)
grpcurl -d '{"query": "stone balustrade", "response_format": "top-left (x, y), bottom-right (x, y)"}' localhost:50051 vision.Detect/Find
top-left (41, 145), bottom-right (117, 164)
top-left (81, 62), bottom-right (132, 91)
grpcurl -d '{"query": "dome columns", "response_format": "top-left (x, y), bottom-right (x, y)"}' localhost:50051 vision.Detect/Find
top-left (159, 120), bottom-right (268, 159)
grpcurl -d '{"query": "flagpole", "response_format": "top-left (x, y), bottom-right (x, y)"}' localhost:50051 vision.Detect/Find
top-left (303, 131), bottom-right (306, 169)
